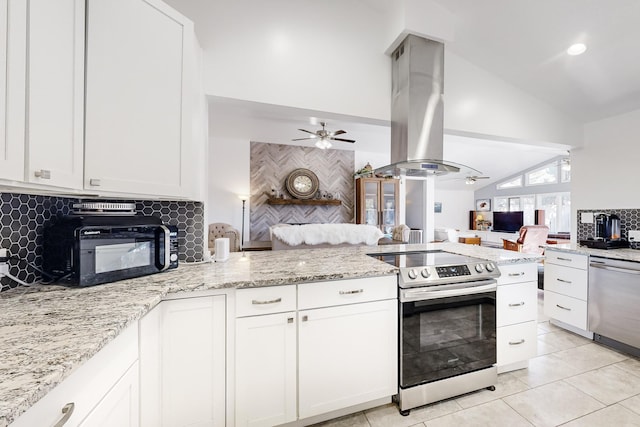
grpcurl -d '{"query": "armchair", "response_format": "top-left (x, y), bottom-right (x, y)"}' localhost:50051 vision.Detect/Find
top-left (208, 223), bottom-right (241, 253)
top-left (502, 225), bottom-right (549, 255)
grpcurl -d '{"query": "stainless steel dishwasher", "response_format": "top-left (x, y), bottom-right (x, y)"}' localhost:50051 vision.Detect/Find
top-left (588, 256), bottom-right (640, 356)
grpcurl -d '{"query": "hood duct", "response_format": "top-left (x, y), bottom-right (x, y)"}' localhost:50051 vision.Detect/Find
top-left (375, 34), bottom-right (478, 177)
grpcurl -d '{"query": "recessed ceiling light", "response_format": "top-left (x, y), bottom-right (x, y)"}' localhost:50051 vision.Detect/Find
top-left (567, 43), bottom-right (587, 56)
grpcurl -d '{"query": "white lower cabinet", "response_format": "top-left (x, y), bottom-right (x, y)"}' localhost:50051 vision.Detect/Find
top-left (496, 263), bottom-right (538, 373)
top-left (235, 277), bottom-right (398, 427)
top-left (235, 311), bottom-right (298, 427)
top-left (140, 293), bottom-right (227, 427)
top-left (298, 299), bottom-right (397, 418)
top-left (10, 324), bottom-right (139, 427)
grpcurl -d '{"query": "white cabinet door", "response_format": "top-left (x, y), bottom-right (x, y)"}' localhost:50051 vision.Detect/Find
top-left (0, 0), bottom-right (26, 181)
top-left (79, 362), bottom-right (139, 427)
top-left (235, 312), bottom-right (297, 427)
top-left (84, 0), bottom-right (192, 197)
top-left (298, 299), bottom-right (398, 419)
top-left (25, 0), bottom-right (83, 189)
top-left (139, 295), bottom-right (227, 427)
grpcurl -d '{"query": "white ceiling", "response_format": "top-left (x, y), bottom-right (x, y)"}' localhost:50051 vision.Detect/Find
top-left (193, 0), bottom-right (635, 190)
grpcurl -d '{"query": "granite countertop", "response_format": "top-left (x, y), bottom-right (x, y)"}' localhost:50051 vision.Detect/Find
top-left (545, 243), bottom-right (640, 263)
top-left (0, 242), bottom-right (538, 426)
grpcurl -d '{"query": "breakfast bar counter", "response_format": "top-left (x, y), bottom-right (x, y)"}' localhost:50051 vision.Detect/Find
top-left (0, 242), bottom-right (540, 426)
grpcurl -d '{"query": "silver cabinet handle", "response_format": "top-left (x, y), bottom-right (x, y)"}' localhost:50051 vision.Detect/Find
top-left (509, 339), bottom-right (525, 345)
top-left (508, 302), bottom-right (525, 307)
top-left (302, 315), bottom-right (308, 322)
top-left (287, 317), bottom-right (294, 323)
top-left (89, 178), bottom-right (101, 186)
top-left (339, 289), bottom-right (363, 295)
top-left (34, 169), bottom-right (51, 179)
top-left (556, 304), bottom-right (571, 311)
top-left (557, 257), bottom-right (572, 262)
top-left (556, 278), bottom-right (572, 284)
top-left (251, 297), bottom-right (282, 305)
top-left (54, 402), bottom-right (74, 427)
top-left (508, 272), bottom-right (524, 277)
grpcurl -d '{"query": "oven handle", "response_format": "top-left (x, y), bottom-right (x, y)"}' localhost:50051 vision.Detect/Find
top-left (401, 280), bottom-right (497, 301)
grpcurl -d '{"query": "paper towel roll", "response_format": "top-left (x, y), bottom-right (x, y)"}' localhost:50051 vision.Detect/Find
top-left (214, 238), bottom-right (229, 262)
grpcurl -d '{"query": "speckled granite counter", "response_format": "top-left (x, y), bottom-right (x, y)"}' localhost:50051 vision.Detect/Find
top-left (545, 244), bottom-right (640, 262)
top-left (0, 242), bottom-right (538, 426)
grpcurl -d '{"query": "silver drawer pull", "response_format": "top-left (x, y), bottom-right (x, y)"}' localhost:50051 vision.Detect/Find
top-left (557, 257), bottom-right (572, 262)
top-left (509, 339), bottom-right (525, 345)
top-left (556, 304), bottom-right (571, 311)
top-left (34, 169), bottom-right (51, 179)
top-left (287, 317), bottom-right (294, 323)
top-left (251, 297), bottom-right (282, 305)
top-left (508, 272), bottom-right (524, 277)
top-left (556, 278), bottom-right (572, 284)
top-left (89, 178), bottom-right (101, 186)
top-left (339, 289), bottom-right (363, 295)
top-left (54, 402), bottom-right (75, 427)
top-left (302, 315), bottom-right (308, 322)
top-left (508, 302), bottom-right (525, 307)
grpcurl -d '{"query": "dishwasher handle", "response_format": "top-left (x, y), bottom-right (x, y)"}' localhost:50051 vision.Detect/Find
top-left (590, 261), bottom-right (640, 275)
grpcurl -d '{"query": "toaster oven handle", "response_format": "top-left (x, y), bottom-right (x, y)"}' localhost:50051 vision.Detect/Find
top-left (156, 225), bottom-right (171, 271)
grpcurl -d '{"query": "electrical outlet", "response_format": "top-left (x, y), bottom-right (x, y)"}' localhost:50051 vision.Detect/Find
top-left (580, 212), bottom-right (594, 224)
top-left (628, 230), bottom-right (640, 242)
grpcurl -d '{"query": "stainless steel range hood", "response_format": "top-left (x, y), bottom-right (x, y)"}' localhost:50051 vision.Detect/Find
top-left (375, 34), bottom-right (476, 177)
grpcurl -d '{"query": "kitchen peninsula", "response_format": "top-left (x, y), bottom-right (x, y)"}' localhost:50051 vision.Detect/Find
top-left (0, 243), bottom-right (541, 427)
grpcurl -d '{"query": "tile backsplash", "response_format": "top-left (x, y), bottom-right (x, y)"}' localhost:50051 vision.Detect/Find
top-left (0, 193), bottom-right (204, 291)
top-left (577, 208), bottom-right (640, 249)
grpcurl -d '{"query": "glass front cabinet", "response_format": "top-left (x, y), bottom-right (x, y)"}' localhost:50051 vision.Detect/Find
top-left (355, 177), bottom-right (399, 233)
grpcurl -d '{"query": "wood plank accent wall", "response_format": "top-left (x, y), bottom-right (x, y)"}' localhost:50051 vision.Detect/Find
top-left (249, 142), bottom-right (355, 241)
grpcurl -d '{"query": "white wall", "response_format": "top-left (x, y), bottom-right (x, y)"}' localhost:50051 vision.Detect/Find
top-left (207, 136), bottom-right (250, 233)
top-left (445, 51), bottom-right (583, 148)
top-left (571, 108), bottom-right (640, 240)
top-left (434, 189), bottom-right (475, 230)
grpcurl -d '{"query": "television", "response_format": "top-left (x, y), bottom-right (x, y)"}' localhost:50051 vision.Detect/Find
top-left (492, 211), bottom-right (524, 233)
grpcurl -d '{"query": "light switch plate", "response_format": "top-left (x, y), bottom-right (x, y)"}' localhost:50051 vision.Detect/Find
top-left (629, 230), bottom-right (640, 242)
top-left (580, 212), bottom-right (594, 224)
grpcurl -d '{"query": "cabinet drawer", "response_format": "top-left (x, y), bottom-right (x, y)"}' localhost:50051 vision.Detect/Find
top-left (497, 281), bottom-right (537, 327)
top-left (497, 321), bottom-right (537, 367)
top-left (497, 263), bottom-right (537, 285)
top-left (546, 250), bottom-right (588, 270)
top-left (236, 285), bottom-right (297, 317)
top-left (544, 291), bottom-right (588, 330)
top-left (298, 276), bottom-right (396, 310)
top-left (544, 264), bottom-right (588, 300)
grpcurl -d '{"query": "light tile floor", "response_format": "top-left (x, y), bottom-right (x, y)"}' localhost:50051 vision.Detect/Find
top-left (312, 290), bottom-right (640, 427)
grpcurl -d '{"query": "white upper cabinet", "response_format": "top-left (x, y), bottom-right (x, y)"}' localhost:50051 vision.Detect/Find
top-left (85, 0), bottom-right (199, 198)
top-left (0, 0), bottom-right (26, 181)
top-left (26, 0), bottom-right (84, 189)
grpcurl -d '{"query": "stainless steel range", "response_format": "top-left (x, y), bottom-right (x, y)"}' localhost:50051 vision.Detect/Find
top-left (369, 250), bottom-right (501, 415)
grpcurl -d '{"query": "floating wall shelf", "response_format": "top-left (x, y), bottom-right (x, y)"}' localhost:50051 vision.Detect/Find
top-left (267, 198), bottom-right (342, 206)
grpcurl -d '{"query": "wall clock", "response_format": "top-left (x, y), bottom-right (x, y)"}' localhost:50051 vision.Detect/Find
top-left (285, 168), bottom-right (319, 199)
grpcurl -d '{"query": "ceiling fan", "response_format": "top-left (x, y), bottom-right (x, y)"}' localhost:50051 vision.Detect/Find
top-left (292, 122), bottom-right (355, 149)
top-left (465, 175), bottom-right (491, 185)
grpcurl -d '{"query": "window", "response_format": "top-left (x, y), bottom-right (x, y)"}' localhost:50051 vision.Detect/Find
top-left (493, 192), bottom-right (569, 233)
top-left (497, 176), bottom-right (522, 189)
top-left (560, 159), bottom-right (571, 183)
top-left (526, 162), bottom-right (558, 186)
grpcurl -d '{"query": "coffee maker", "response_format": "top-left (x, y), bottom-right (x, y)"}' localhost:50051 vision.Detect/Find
top-left (580, 213), bottom-right (628, 249)
top-left (594, 213), bottom-right (621, 240)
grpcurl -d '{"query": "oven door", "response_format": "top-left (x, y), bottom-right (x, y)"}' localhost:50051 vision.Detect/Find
top-left (77, 225), bottom-right (171, 286)
top-left (399, 280), bottom-right (497, 389)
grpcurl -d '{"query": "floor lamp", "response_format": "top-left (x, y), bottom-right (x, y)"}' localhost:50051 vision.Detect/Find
top-left (238, 195), bottom-right (249, 251)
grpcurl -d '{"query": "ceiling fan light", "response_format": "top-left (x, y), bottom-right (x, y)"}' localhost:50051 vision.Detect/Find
top-left (465, 177), bottom-right (475, 185)
top-left (315, 138), bottom-right (332, 149)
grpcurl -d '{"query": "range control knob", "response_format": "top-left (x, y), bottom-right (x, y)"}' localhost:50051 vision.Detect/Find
top-left (421, 268), bottom-right (430, 278)
top-left (475, 263), bottom-right (485, 273)
top-left (486, 263), bottom-right (495, 272)
top-left (407, 269), bottom-right (418, 280)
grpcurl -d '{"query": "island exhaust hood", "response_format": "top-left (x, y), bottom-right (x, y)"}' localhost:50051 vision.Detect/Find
top-left (375, 34), bottom-right (478, 177)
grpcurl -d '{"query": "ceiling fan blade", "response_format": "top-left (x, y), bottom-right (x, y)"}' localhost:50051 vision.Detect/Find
top-left (292, 137), bottom-right (315, 141)
top-left (297, 129), bottom-right (318, 135)
top-left (332, 130), bottom-right (347, 136)
top-left (331, 137), bottom-right (355, 143)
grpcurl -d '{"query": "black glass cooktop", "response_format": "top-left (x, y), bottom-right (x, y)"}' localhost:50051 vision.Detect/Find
top-left (368, 250), bottom-right (484, 268)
